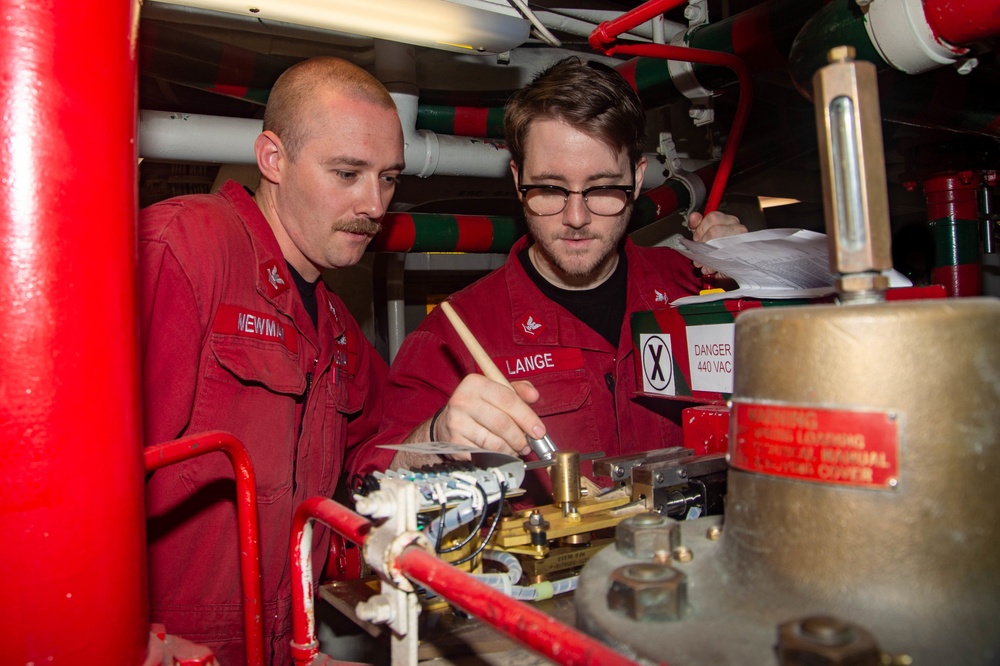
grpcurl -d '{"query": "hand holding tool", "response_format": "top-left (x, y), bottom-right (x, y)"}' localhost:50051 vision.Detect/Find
top-left (439, 301), bottom-right (558, 461)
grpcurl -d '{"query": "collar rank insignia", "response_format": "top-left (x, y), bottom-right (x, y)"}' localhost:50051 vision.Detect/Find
top-left (260, 260), bottom-right (290, 298)
top-left (519, 313), bottom-right (545, 337)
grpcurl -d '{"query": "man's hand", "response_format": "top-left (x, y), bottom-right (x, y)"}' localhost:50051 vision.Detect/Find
top-left (687, 210), bottom-right (747, 276)
top-left (408, 375), bottom-right (545, 459)
top-left (688, 210), bottom-right (747, 243)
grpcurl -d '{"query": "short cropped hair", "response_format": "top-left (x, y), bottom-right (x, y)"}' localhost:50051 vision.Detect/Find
top-left (504, 57), bottom-right (646, 170)
top-left (263, 57), bottom-right (396, 161)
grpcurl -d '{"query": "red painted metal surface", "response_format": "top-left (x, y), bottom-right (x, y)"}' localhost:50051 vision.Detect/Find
top-left (931, 263), bottom-right (983, 298)
top-left (290, 498), bottom-right (375, 666)
top-left (923, 0), bottom-right (1000, 46)
top-left (590, 0), bottom-right (753, 215)
top-left (397, 547), bottom-right (645, 666)
top-left (291, 497), bottom-right (644, 666)
top-left (0, 0), bottom-right (149, 663)
top-left (683, 405), bottom-right (731, 456)
top-left (923, 171), bottom-right (984, 221)
top-left (144, 432), bottom-right (265, 666)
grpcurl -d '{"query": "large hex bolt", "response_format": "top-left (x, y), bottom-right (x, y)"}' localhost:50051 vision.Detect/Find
top-left (615, 512), bottom-right (680, 562)
top-left (777, 615), bottom-right (882, 666)
top-left (607, 562), bottom-right (688, 622)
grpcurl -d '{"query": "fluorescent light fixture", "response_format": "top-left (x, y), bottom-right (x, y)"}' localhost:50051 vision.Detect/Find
top-left (150, 0), bottom-right (531, 54)
top-left (758, 196), bottom-right (801, 209)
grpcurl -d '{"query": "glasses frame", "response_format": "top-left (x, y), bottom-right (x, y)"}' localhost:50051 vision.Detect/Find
top-left (516, 168), bottom-right (636, 217)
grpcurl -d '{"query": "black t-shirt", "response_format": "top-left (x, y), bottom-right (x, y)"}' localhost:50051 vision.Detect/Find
top-left (518, 245), bottom-right (628, 348)
top-left (286, 261), bottom-right (318, 331)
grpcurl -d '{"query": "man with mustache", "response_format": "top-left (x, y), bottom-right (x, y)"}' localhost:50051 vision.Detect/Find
top-left (363, 57), bottom-right (745, 505)
top-left (139, 57), bottom-right (403, 664)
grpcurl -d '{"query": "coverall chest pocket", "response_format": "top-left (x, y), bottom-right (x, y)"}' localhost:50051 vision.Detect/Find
top-left (525, 368), bottom-right (603, 456)
top-left (189, 335), bottom-right (306, 504)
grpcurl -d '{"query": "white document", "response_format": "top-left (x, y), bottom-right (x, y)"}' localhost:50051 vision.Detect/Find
top-left (670, 228), bottom-right (910, 305)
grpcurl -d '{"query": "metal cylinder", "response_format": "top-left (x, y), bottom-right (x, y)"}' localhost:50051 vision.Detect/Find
top-left (550, 451), bottom-right (582, 506)
top-left (726, 297), bottom-right (1000, 663)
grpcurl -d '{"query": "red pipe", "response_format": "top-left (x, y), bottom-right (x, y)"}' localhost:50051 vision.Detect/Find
top-left (589, 0), bottom-right (684, 45)
top-left (291, 497), bottom-right (644, 666)
top-left (590, 1), bottom-right (753, 214)
top-left (923, 0), bottom-right (1000, 46)
top-left (397, 547), bottom-right (644, 666)
top-left (144, 432), bottom-right (265, 666)
top-left (290, 497), bottom-right (375, 666)
top-left (0, 0), bottom-right (148, 663)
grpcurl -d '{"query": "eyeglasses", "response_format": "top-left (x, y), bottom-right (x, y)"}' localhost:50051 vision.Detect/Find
top-left (517, 172), bottom-right (636, 217)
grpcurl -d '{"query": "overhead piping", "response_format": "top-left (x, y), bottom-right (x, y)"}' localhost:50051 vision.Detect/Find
top-left (787, 0), bottom-right (1000, 136)
top-left (591, 0), bottom-right (753, 214)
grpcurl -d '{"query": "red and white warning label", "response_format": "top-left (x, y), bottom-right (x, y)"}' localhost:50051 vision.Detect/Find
top-left (731, 402), bottom-right (901, 489)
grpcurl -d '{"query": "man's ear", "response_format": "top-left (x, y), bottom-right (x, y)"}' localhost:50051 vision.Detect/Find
top-left (509, 160), bottom-right (522, 201)
top-left (634, 156), bottom-right (648, 192)
top-left (255, 130), bottom-right (283, 183)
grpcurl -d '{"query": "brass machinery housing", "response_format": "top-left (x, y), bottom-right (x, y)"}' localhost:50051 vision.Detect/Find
top-left (575, 296), bottom-right (1000, 666)
top-left (574, 48), bottom-right (1000, 665)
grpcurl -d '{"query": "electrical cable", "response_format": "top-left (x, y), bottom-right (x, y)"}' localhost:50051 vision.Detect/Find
top-left (451, 481), bottom-right (507, 567)
top-left (439, 482), bottom-right (490, 554)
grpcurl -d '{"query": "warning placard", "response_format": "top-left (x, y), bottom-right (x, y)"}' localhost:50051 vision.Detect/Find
top-left (686, 323), bottom-right (735, 393)
top-left (731, 402), bottom-right (900, 490)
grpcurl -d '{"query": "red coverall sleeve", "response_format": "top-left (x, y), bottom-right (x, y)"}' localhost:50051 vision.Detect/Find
top-left (351, 321), bottom-right (473, 476)
top-left (139, 238), bottom-right (206, 447)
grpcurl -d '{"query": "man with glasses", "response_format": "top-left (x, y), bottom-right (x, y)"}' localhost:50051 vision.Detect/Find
top-left (362, 57), bottom-right (745, 503)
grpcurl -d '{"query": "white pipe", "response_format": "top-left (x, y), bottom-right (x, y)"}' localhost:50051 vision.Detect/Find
top-left (864, 0), bottom-right (967, 74)
top-left (137, 105), bottom-right (510, 176)
top-left (390, 91), bottom-right (511, 178)
top-left (138, 110), bottom-right (261, 163)
top-left (546, 7), bottom-right (684, 37)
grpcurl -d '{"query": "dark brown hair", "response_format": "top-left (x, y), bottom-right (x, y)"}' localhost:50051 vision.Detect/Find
top-left (504, 57), bottom-right (646, 170)
top-left (263, 57), bottom-right (396, 161)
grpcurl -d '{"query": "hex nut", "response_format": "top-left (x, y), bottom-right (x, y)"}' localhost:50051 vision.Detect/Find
top-left (607, 562), bottom-right (687, 622)
top-left (615, 512), bottom-right (680, 560)
top-left (777, 615), bottom-right (882, 666)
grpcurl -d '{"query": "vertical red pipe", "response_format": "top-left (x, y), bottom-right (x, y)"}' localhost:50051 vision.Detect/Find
top-left (0, 0), bottom-right (147, 664)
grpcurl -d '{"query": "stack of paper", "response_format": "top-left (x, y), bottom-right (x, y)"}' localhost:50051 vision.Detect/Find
top-left (669, 229), bottom-right (911, 305)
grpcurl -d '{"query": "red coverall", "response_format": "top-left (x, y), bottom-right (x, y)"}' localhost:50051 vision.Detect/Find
top-left (362, 235), bottom-right (701, 506)
top-left (140, 181), bottom-right (387, 665)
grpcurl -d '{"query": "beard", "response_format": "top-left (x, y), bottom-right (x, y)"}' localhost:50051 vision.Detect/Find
top-left (528, 213), bottom-right (628, 281)
top-left (336, 216), bottom-right (383, 236)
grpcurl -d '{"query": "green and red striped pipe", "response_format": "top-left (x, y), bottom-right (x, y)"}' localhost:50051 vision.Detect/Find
top-left (373, 166), bottom-right (717, 253)
top-left (417, 105), bottom-right (505, 139)
top-left (920, 172), bottom-right (990, 297)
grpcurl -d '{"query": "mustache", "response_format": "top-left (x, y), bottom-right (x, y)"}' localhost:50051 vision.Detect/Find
top-left (339, 217), bottom-right (383, 236)
top-left (558, 231), bottom-right (599, 241)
